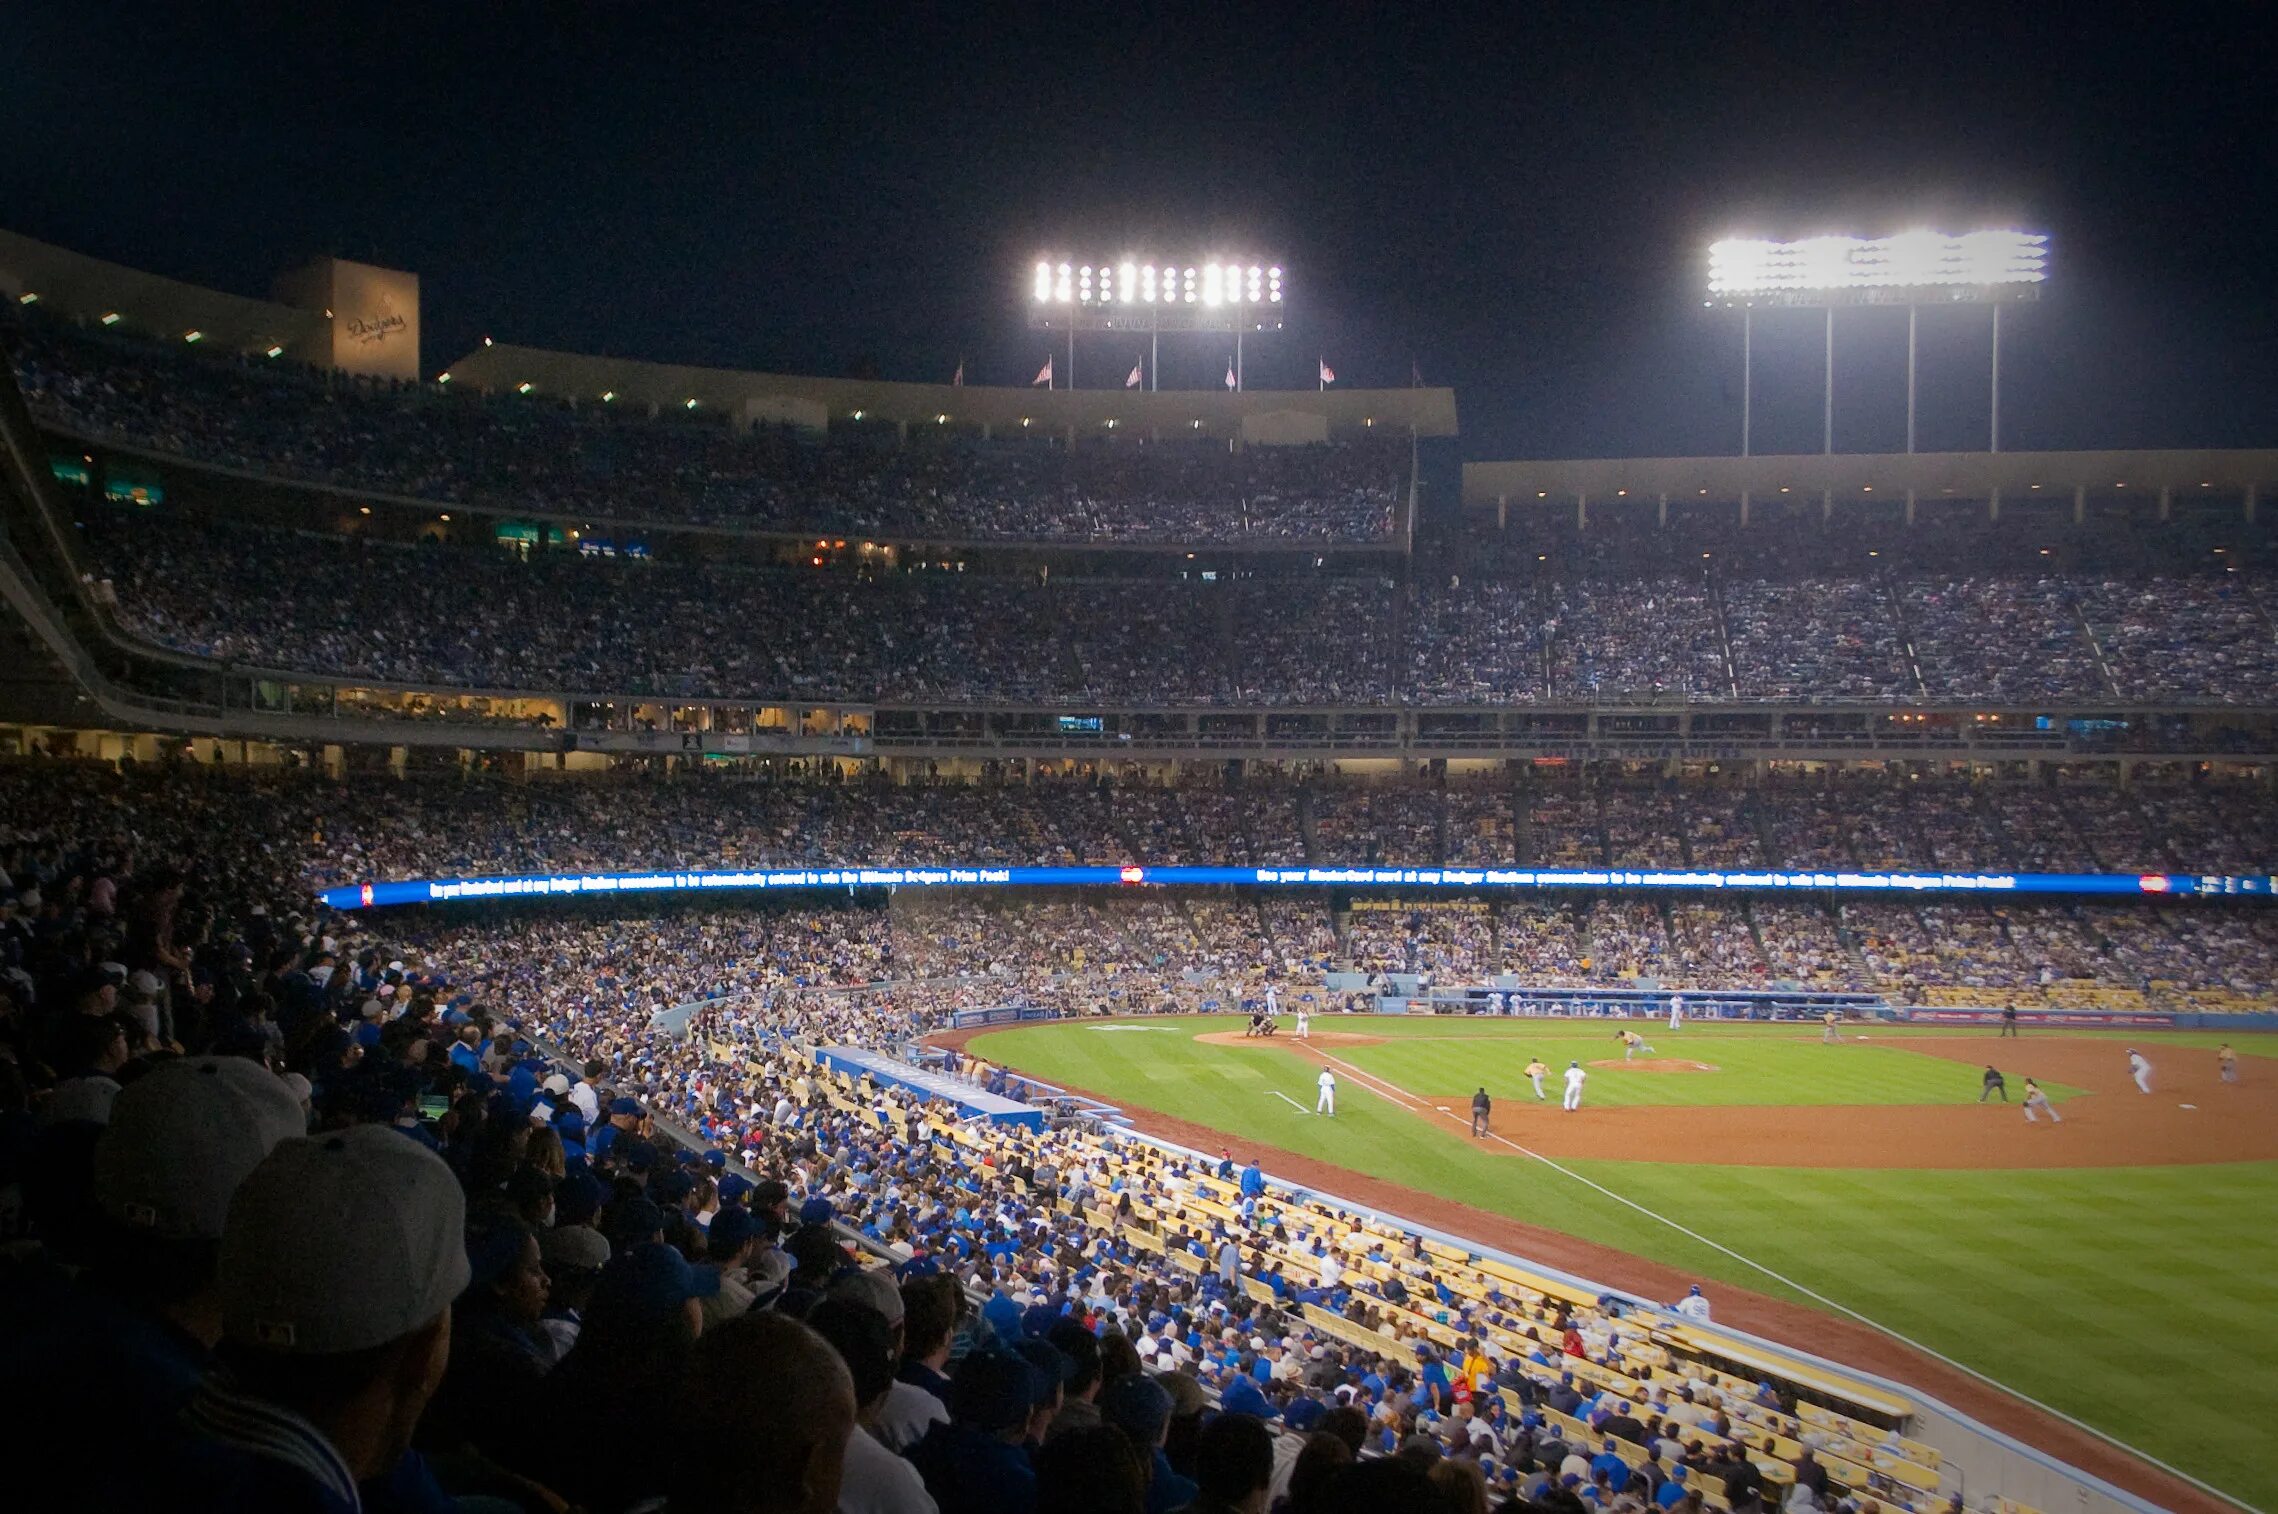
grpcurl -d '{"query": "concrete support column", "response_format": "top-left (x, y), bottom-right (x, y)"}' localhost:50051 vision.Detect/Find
top-left (2158, 485), bottom-right (2172, 522)
top-left (1821, 489), bottom-right (1832, 522)
top-left (1905, 489), bottom-right (1917, 526)
top-left (1658, 492), bottom-right (1668, 528)
top-left (1739, 491), bottom-right (1750, 527)
top-left (2073, 484), bottom-right (2086, 526)
top-left (1498, 496), bottom-right (1508, 530)
top-left (1576, 493), bottom-right (1588, 531)
top-left (1988, 488), bottom-right (2001, 524)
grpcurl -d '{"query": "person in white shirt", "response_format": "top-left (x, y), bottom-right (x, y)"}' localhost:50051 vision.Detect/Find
top-left (1316, 1067), bottom-right (1337, 1115)
top-left (1295, 1006), bottom-right (1310, 1039)
top-left (1562, 1061), bottom-right (1586, 1112)
top-left (1667, 994), bottom-right (1685, 1032)
top-left (806, 1298), bottom-right (940, 1514)
top-left (1672, 1284), bottom-right (1712, 1323)
top-left (2127, 1048), bottom-right (2153, 1094)
top-left (1318, 1248), bottom-right (1344, 1290)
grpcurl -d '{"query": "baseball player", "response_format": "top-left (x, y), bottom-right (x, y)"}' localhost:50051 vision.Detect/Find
top-left (1822, 1010), bottom-right (1842, 1044)
top-left (1295, 997), bottom-right (1310, 1040)
top-left (1265, 983), bottom-right (1278, 1023)
top-left (1470, 1086), bottom-right (1492, 1137)
top-left (1524, 1057), bottom-right (1549, 1101)
top-left (1999, 1002), bottom-right (2019, 1038)
top-left (2127, 1048), bottom-right (2153, 1094)
top-left (1316, 1067), bottom-right (1337, 1116)
top-left (1561, 1060), bottom-right (1586, 1112)
top-left (1979, 1065), bottom-right (2007, 1102)
top-left (1616, 1028), bottom-right (1656, 1061)
top-left (2218, 1043), bottom-right (2238, 1083)
top-left (1667, 994), bottom-right (1684, 1032)
top-left (2023, 1077), bottom-right (2061, 1123)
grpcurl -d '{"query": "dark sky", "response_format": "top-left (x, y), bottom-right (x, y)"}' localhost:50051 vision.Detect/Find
top-left (4, 1), bottom-right (2274, 460)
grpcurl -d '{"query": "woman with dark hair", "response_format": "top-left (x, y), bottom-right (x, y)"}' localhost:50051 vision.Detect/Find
top-left (417, 1206), bottom-right (553, 1492)
top-left (520, 1241), bottom-right (715, 1511)
top-left (1034, 1423), bottom-right (1147, 1514)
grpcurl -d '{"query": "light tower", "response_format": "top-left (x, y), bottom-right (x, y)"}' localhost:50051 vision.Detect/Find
top-left (1705, 230), bottom-right (2048, 455)
top-left (1028, 257), bottom-right (1285, 390)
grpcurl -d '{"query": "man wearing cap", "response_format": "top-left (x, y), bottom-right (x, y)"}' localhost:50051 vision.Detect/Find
top-left (14, 1055), bottom-right (309, 1463)
top-left (176, 1125), bottom-right (470, 1514)
top-left (703, 1206), bottom-right (766, 1326)
top-left (907, 1349), bottom-right (1043, 1514)
top-left (806, 1298), bottom-right (940, 1514)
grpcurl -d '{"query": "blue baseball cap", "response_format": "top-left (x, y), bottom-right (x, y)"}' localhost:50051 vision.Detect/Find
top-left (591, 1242), bottom-right (721, 1327)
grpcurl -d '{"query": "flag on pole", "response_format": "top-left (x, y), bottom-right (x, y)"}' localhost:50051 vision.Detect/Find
top-left (1318, 357), bottom-right (1335, 388)
top-left (952, 360), bottom-right (964, 387)
top-left (1033, 356), bottom-right (1053, 388)
top-left (1126, 360), bottom-right (1142, 389)
top-left (1224, 360), bottom-right (1238, 391)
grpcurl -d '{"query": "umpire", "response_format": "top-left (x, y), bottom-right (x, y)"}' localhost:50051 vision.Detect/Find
top-left (1979, 1065), bottom-right (2008, 1102)
top-left (1471, 1086), bottom-right (1492, 1136)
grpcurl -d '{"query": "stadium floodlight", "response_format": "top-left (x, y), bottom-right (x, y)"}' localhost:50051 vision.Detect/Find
top-left (1028, 256), bottom-right (1286, 327)
top-left (1706, 230), bottom-right (2047, 307)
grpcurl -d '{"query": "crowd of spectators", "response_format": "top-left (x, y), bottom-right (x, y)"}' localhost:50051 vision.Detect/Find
top-left (69, 507), bottom-right (2278, 708)
top-left (8, 746), bottom-right (2019, 1514)
top-left (9, 320), bottom-right (1407, 546)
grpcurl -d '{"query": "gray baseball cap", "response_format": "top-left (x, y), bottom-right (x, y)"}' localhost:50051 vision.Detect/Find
top-left (222, 1126), bottom-right (469, 1354)
top-left (95, 1057), bottom-right (309, 1240)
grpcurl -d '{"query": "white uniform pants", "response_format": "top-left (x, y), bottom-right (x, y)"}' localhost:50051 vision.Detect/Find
top-left (1317, 1087), bottom-right (1335, 1115)
top-left (1562, 1082), bottom-right (1583, 1111)
top-left (2133, 1067), bottom-right (2153, 1094)
top-left (2026, 1097), bottom-right (2062, 1123)
top-left (1529, 1074), bottom-right (1545, 1100)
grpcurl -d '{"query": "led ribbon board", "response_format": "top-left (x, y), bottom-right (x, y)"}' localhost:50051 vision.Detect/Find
top-left (318, 865), bottom-right (2272, 910)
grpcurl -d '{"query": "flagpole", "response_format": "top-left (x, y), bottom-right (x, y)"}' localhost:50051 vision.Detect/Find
top-left (1151, 310), bottom-right (1159, 392)
top-left (1236, 327), bottom-right (1243, 392)
top-left (1067, 327), bottom-right (1074, 392)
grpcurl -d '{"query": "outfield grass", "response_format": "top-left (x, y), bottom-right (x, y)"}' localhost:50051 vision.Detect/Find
top-left (972, 1017), bottom-right (2278, 1509)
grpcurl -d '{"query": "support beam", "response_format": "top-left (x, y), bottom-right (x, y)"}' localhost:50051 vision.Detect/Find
top-left (1739, 490), bottom-right (1750, 527)
top-left (1905, 489), bottom-right (1917, 526)
top-left (1657, 492), bottom-right (1668, 528)
top-left (2158, 485), bottom-right (2172, 522)
top-left (1576, 492), bottom-right (1587, 531)
top-left (1988, 487), bottom-right (2001, 523)
top-left (2073, 483), bottom-right (2086, 526)
top-left (2248, 483), bottom-right (2260, 524)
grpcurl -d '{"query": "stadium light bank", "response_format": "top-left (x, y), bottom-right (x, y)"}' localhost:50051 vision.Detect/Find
top-left (1029, 258), bottom-right (1285, 391)
top-left (1704, 230), bottom-right (2048, 458)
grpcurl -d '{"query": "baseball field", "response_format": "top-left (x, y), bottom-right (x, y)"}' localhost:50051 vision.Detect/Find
top-left (952, 1016), bottom-right (2278, 1510)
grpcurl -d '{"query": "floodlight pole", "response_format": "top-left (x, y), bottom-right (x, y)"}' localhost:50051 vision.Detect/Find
top-left (1905, 304), bottom-right (1917, 455)
top-left (1823, 307), bottom-right (1834, 456)
top-left (1989, 302), bottom-right (2002, 453)
top-left (1068, 326), bottom-right (1076, 392)
top-left (1151, 309), bottom-right (1159, 393)
top-left (1740, 308), bottom-right (1752, 458)
top-left (1236, 327), bottom-right (1244, 392)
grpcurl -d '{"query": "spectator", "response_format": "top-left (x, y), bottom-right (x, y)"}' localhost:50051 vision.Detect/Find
top-left (675, 1312), bottom-right (860, 1514)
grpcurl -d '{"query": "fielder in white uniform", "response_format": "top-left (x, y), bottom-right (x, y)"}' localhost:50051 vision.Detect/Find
top-left (1667, 995), bottom-right (1684, 1032)
top-left (1561, 1061), bottom-right (1586, 1112)
top-left (2023, 1078), bottom-right (2062, 1123)
top-left (2127, 1049), bottom-right (2153, 1094)
top-left (1295, 1005), bottom-right (1310, 1040)
top-left (1315, 1068), bottom-right (1337, 1115)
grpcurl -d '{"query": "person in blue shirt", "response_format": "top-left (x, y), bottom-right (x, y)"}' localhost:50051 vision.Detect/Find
top-left (1655, 1464), bottom-right (1690, 1508)
top-left (1591, 1439), bottom-right (1632, 1494)
top-left (1239, 1159), bottom-right (1265, 1198)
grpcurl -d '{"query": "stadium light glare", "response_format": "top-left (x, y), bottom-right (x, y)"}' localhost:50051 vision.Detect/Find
top-left (100, 311), bottom-right (121, 325)
top-left (1707, 229), bottom-right (2048, 304)
top-left (182, 330), bottom-right (202, 343)
top-left (16, 292), bottom-right (37, 305)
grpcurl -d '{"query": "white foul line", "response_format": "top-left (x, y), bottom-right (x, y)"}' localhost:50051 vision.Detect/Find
top-left (1269, 1090), bottom-right (1311, 1114)
top-left (1294, 1044), bottom-right (2251, 1513)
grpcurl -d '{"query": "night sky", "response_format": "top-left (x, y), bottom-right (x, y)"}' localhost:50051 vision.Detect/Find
top-left (4, 2), bottom-right (2273, 461)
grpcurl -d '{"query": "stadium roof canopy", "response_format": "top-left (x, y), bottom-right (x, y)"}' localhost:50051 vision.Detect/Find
top-left (0, 228), bottom-right (325, 358)
top-left (444, 341), bottom-right (1457, 442)
top-left (1463, 449), bottom-right (2276, 513)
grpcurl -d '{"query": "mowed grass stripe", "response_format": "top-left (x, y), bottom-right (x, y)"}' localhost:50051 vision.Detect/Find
top-left (973, 1018), bottom-right (2278, 1508)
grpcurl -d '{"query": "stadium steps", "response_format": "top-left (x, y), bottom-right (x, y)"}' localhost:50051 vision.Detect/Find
top-left (1587, 780), bottom-right (1613, 865)
top-left (1702, 565), bottom-right (1743, 698)
top-left (2065, 595), bottom-right (2127, 698)
top-left (1881, 575), bottom-right (1934, 699)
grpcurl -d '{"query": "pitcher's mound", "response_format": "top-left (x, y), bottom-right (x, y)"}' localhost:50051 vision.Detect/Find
top-left (1195, 1030), bottom-right (1388, 1049)
top-left (1587, 1058), bottom-right (1720, 1074)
